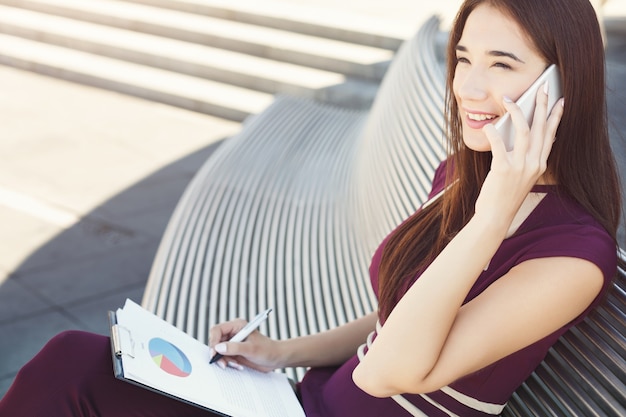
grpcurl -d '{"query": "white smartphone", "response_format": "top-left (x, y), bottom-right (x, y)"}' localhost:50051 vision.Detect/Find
top-left (494, 64), bottom-right (563, 151)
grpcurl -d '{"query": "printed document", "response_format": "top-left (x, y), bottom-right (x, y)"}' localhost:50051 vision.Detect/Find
top-left (109, 299), bottom-right (305, 417)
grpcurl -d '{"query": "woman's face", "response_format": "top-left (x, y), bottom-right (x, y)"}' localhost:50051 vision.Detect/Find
top-left (453, 4), bottom-right (549, 151)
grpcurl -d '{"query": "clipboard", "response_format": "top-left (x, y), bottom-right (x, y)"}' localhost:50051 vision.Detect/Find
top-left (107, 309), bottom-right (230, 416)
top-left (108, 311), bottom-right (124, 378)
top-left (107, 299), bottom-right (305, 417)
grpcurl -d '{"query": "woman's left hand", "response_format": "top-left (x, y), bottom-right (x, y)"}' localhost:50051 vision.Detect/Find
top-left (208, 318), bottom-right (282, 372)
top-left (478, 82), bottom-right (565, 227)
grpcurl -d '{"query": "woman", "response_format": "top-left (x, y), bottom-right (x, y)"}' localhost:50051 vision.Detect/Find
top-left (0, 0), bottom-right (620, 416)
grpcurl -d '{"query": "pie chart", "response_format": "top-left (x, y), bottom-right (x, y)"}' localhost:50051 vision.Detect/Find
top-left (149, 338), bottom-right (192, 378)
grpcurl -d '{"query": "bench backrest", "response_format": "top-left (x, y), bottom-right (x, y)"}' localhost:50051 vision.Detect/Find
top-left (143, 16), bottom-right (625, 415)
top-left (350, 16), bottom-right (446, 246)
top-left (142, 16), bottom-right (446, 382)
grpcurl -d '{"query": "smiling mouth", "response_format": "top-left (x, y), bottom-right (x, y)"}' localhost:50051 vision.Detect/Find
top-left (466, 112), bottom-right (498, 121)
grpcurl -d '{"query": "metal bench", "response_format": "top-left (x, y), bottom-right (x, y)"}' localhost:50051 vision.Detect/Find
top-left (142, 16), bottom-right (625, 416)
top-left (503, 254), bottom-right (625, 417)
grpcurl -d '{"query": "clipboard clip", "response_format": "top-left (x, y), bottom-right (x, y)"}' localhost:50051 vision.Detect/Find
top-left (111, 324), bottom-right (135, 358)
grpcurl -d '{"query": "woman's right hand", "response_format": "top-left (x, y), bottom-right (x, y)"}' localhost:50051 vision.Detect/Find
top-left (478, 83), bottom-right (564, 228)
top-left (208, 319), bottom-right (284, 372)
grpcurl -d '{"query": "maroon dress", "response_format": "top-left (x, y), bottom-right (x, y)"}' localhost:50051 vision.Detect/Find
top-left (0, 162), bottom-right (617, 416)
top-left (298, 162), bottom-right (617, 416)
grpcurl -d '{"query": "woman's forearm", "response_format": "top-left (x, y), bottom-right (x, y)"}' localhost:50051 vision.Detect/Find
top-left (355, 214), bottom-right (507, 393)
top-left (278, 311), bottom-right (378, 369)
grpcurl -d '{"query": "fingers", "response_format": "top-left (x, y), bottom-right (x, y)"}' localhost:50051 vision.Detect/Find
top-left (532, 81), bottom-right (564, 164)
top-left (209, 336), bottom-right (277, 373)
top-left (208, 318), bottom-right (247, 347)
top-left (528, 81), bottom-right (550, 156)
top-left (211, 338), bottom-right (252, 365)
top-left (208, 318), bottom-right (248, 369)
top-left (209, 345), bottom-right (245, 371)
top-left (481, 96), bottom-right (528, 166)
top-left (496, 81), bottom-right (564, 168)
top-left (208, 350), bottom-right (244, 371)
top-left (542, 97), bottom-right (565, 162)
top-left (502, 95), bottom-right (531, 159)
top-left (208, 319), bottom-right (277, 373)
top-left (227, 360), bottom-right (245, 371)
top-left (475, 79), bottom-right (564, 222)
top-left (482, 122), bottom-right (507, 162)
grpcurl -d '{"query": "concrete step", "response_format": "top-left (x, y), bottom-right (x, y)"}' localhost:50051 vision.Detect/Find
top-left (122, 0), bottom-right (410, 50)
top-left (0, 33), bottom-right (274, 121)
top-left (0, 0), bottom-right (393, 81)
top-left (0, 5), bottom-right (379, 107)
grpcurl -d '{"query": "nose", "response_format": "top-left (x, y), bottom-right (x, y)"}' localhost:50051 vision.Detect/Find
top-left (455, 67), bottom-right (489, 102)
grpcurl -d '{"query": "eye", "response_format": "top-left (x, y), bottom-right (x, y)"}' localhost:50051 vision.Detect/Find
top-left (456, 56), bottom-right (470, 65)
top-left (493, 62), bottom-right (512, 70)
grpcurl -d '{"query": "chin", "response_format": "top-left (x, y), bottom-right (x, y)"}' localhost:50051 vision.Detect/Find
top-left (462, 129), bottom-right (491, 152)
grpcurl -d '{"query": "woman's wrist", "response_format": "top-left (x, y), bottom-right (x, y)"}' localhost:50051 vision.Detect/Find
top-left (274, 313), bottom-right (378, 369)
top-left (469, 210), bottom-right (511, 241)
top-left (274, 337), bottom-right (314, 369)
top-left (275, 336), bottom-right (336, 369)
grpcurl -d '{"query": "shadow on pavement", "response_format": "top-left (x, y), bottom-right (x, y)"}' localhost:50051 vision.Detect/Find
top-left (0, 139), bottom-right (224, 394)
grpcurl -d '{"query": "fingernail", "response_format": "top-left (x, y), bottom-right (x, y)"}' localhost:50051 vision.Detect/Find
top-left (218, 360), bottom-right (227, 370)
top-left (543, 81), bottom-right (549, 95)
top-left (209, 347), bottom-right (215, 357)
top-left (503, 96), bottom-right (513, 103)
top-left (228, 361), bottom-right (244, 371)
top-left (561, 98), bottom-right (565, 107)
top-left (215, 343), bottom-right (227, 353)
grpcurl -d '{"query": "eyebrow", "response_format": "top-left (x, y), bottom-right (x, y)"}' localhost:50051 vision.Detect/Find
top-left (455, 45), bottom-right (526, 63)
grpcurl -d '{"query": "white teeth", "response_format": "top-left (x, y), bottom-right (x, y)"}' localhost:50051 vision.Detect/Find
top-left (467, 112), bottom-right (496, 121)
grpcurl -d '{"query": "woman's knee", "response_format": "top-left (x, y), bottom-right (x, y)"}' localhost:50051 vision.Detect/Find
top-left (20, 331), bottom-right (109, 379)
top-left (48, 330), bottom-right (101, 350)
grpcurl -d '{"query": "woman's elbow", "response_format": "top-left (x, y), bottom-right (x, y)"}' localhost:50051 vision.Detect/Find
top-left (352, 362), bottom-right (402, 398)
top-left (353, 361), bottom-right (441, 397)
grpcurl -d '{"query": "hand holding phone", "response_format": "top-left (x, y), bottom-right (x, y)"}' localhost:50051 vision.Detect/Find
top-left (494, 64), bottom-right (563, 151)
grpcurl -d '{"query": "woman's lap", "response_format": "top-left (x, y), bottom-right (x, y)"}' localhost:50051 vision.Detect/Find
top-left (0, 330), bottom-right (217, 417)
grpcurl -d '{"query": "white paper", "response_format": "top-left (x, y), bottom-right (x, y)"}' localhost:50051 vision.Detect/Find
top-left (113, 299), bottom-right (305, 417)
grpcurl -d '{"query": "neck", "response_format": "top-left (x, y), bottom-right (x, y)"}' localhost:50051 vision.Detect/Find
top-left (536, 171), bottom-right (557, 186)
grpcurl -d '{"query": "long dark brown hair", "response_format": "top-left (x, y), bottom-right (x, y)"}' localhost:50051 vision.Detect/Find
top-left (378, 0), bottom-right (622, 321)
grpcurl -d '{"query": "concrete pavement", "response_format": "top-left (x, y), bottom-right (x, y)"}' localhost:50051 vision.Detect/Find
top-left (1, 0), bottom-right (625, 399)
top-left (0, 66), bottom-right (242, 395)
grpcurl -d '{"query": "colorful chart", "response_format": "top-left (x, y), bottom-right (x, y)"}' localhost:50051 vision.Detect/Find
top-left (148, 338), bottom-right (192, 378)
